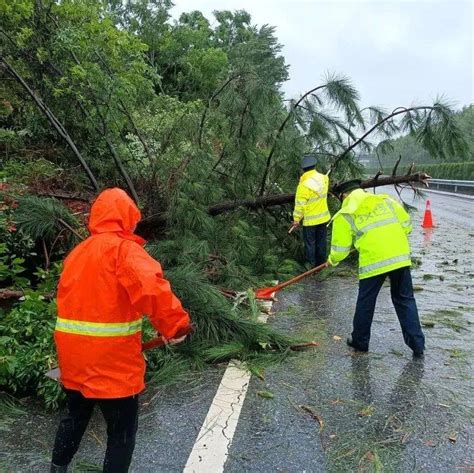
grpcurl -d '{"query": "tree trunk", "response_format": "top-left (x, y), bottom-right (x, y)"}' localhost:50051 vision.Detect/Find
top-left (208, 172), bottom-right (431, 216)
top-left (0, 56), bottom-right (99, 191)
top-left (69, 52), bottom-right (140, 204)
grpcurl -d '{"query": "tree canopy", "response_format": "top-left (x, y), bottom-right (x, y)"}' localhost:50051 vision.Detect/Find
top-left (365, 105), bottom-right (473, 170)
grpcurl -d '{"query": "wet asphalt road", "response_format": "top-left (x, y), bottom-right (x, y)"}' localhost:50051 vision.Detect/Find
top-left (225, 190), bottom-right (473, 472)
top-left (1, 190), bottom-right (472, 472)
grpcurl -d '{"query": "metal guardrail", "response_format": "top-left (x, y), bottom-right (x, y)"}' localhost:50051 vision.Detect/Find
top-left (427, 179), bottom-right (474, 195)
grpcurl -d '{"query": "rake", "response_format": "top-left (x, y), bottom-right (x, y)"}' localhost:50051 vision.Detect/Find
top-left (254, 262), bottom-right (328, 300)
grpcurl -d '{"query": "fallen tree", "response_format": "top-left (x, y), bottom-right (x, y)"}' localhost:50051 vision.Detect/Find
top-left (21, 170), bottom-right (430, 239)
top-left (208, 171), bottom-right (431, 216)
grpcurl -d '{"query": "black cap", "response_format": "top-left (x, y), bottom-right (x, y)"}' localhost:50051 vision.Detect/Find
top-left (301, 154), bottom-right (317, 170)
top-left (333, 179), bottom-right (362, 196)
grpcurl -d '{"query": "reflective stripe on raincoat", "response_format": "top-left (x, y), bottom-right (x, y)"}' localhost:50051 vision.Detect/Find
top-left (328, 189), bottom-right (412, 279)
top-left (293, 169), bottom-right (330, 226)
top-left (55, 188), bottom-right (191, 398)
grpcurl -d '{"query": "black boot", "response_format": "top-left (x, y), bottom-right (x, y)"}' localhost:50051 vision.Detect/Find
top-left (412, 350), bottom-right (424, 358)
top-left (50, 463), bottom-right (68, 473)
top-left (347, 337), bottom-right (368, 352)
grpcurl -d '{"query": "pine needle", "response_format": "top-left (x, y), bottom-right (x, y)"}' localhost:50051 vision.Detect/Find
top-left (15, 195), bottom-right (81, 241)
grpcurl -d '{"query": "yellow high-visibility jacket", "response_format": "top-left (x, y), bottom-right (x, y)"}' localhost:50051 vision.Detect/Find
top-left (328, 189), bottom-right (412, 279)
top-left (293, 169), bottom-right (330, 226)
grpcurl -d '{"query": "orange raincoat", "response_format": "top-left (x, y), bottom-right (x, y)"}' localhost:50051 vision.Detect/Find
top-left (55, 188), bottom-right (191, 398)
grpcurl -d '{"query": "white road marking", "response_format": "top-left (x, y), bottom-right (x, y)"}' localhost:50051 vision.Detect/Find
top-left (183, 298), bottom-right (274, 473)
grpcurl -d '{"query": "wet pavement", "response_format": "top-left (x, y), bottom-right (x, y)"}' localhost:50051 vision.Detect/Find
top-left (226, 190), bottom-right (473, 472)
top-left (1, 190), bottom-right (473, 472)
top-left (0, 368), bottom-right (226, 472)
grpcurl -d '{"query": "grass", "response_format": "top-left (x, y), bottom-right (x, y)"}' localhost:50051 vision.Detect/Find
top-left (0, 393), bottom-right (26, 432)
top-left (73, 462), bottom-right (102, 472)
top-left (447, 348), bottom-right (468, 360)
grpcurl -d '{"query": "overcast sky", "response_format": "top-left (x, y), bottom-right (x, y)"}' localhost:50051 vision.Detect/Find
top-left (171, 0), bottom-right (473, 112)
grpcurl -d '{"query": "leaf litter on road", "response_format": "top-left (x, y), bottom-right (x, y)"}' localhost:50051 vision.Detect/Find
top-left (300, 405), bottom-right (324, 431)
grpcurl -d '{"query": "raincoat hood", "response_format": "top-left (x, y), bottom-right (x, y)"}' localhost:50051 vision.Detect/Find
top-left (339, 188), bottom-right (368, 215)
top-left (332, 189), bottom-right (390, 220)
top-left (329, 189), bottom-right (370, 224)
top-left (88, 188), bottom-right (144, 244)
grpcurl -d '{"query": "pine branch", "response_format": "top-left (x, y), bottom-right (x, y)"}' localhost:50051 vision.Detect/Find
top-left (330, 104), bottom-right (466, 171)
top-left (208, 172), bottom-right (431, 216)
top-left (258, 83), bottom-right (328, 196)
top-left (198, 73), bottom-right (247, 148)
top-left (15, 195), bottom-right (82, 241)
top-left (259, 75), bottom-right (361, 196)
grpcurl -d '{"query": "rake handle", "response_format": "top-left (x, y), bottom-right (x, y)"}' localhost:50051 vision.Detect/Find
top-left (46, 325), bottom-right (196, 381)
top-left (270, 262), bottom-right (328, 292)
top-left (141, 324), bottom-right (195, 351)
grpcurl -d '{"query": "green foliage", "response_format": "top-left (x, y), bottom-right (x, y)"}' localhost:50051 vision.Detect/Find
top-left (34, 262), bottom-right (63, 293)
top-left (15, 195), bottom-right (81, 241)
top-left (0, 208), bottom-right (35, 288)
top-left (365, 105), bottom-right (473, 169)
top-left (0, 243), bottom-right (29, 287)
top-left (1, 1), bottom-right (471, 410)
top-left (418, 162), bottom-right (474, 180)
top-left (0, 157), bottom-right (85, 192)
top-left (0, 292), bottom-right (62, 409)
top-left (2, 158), bottom-right (59, 185)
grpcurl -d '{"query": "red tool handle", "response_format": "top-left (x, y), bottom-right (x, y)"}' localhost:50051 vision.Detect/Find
top-left (46, 325), bottom-right (196, 381)
top-left (255, 262), bottom-right (328, 300)
top-left (141, 324), bottom-right (195, 351)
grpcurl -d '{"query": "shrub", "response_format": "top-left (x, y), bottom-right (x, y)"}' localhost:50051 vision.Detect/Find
top-left (420, 162), bottom-right (474, 180)
top-left (0, 292), bottom-right (63, 409)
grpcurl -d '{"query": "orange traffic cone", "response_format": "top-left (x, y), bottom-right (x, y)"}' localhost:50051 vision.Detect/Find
top-left (421, 199), bottom-right (435, 228)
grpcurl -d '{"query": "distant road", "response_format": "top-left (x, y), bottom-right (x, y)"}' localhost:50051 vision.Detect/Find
top-left (389, 187), bottom-right (473, 230)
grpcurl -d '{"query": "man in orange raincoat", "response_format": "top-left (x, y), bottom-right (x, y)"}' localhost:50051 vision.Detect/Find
top-left (50, 188), bottom-right (192, 473)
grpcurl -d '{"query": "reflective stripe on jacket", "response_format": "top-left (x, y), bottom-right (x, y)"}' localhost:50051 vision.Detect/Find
top-left (293, 170), bottom-right (330, 226)
top-left (55, 188), bottom-right (191, 399)
top-left (327, 189), bottom-right (412, 279)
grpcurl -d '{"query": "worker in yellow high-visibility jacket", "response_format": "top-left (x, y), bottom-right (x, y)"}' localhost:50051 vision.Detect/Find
top-left (293, 155), bottom-right (330, 267)
top-left (327, 179), bottom-right (425, 357)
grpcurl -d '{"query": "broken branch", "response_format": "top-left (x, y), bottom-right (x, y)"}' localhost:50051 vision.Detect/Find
top-left (208, 172), bottom-right (431, 216)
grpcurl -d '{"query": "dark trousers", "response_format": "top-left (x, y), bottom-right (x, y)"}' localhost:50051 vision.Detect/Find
top-left (352, 266), bottom-right (425, 353)
top-left (302, 223), bottom-right (327, 266)
top-left (52, 389), bottom-right (139, 472)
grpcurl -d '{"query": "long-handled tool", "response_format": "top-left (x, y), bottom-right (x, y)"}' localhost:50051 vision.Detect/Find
top-left (255, 262), bottom-right (328, 300)
top-left (45, 325), bottom-right (195, 380)
top-left (287, 222), bottom-right (299, 234)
